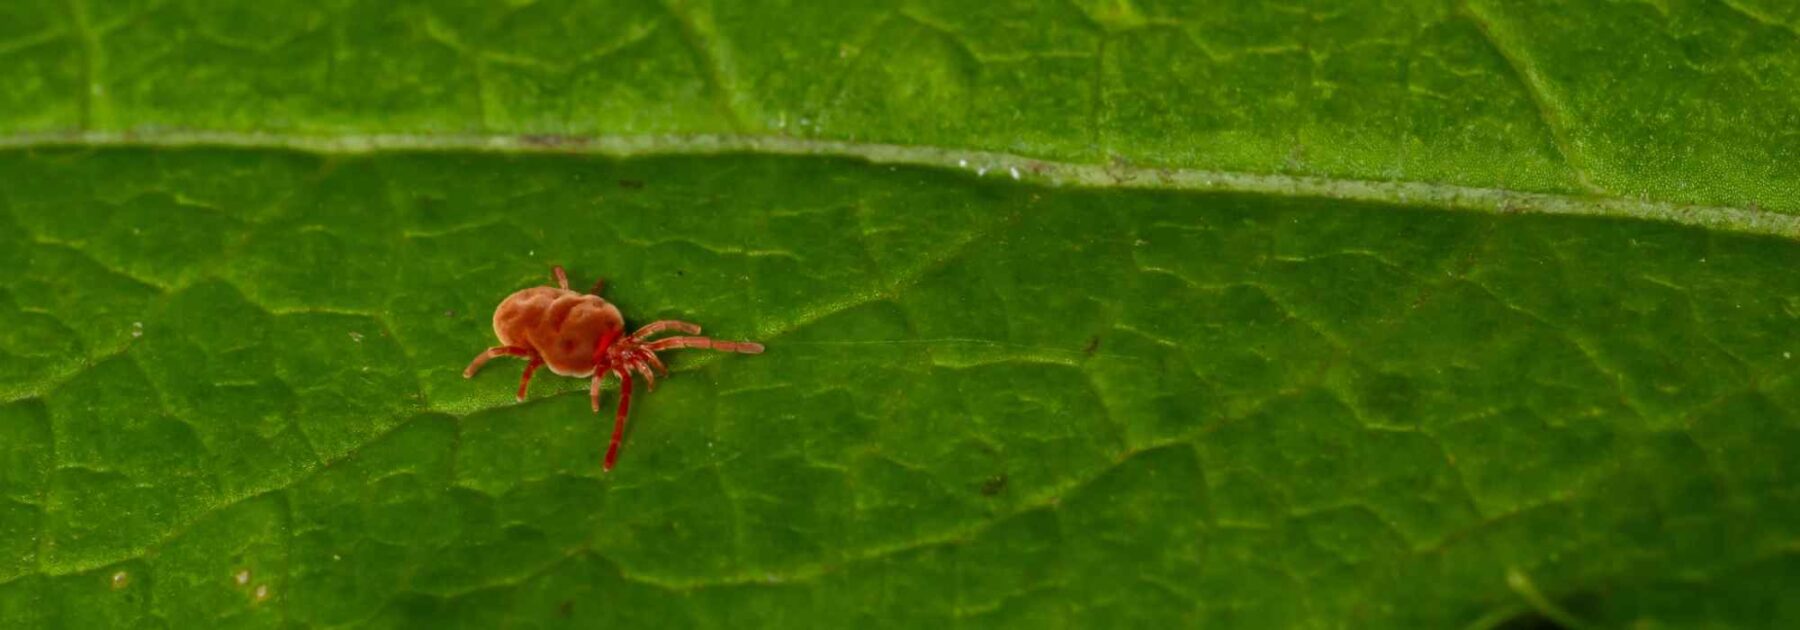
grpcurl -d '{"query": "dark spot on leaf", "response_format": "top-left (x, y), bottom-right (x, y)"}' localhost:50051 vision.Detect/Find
top-left (618, 179), bottom-right (645, 190)
top-left (558, 600), bottom-right (574, 617)
top-left (1082, 335), bottom-right (1101, 356)
top-left (1493, 590), bottom-right (1601, 630)
top-left (1492, 611), bottom-right (1566, 630)
top-left (676, 269), bottom-right (686, 277)
top-left (1409, 287), bottom-right (1436, 309)
top-left (979, 474), bottom-right (1007, 497)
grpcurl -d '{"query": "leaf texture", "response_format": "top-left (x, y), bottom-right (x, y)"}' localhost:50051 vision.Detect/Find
top-left (1, 1), bottom-right (1798, 627)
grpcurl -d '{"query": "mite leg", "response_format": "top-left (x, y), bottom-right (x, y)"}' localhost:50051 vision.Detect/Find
top-left (516, 355), bottom-right (545, 401)
top-left (589, 277), bottom-right (607, 295)
top-left (630, 320), bottom-right (702, 340)
top-left (644, 336), bottom-right (765, 354)
top-left (638, 349), bottom-right (669, 376)
top-left (553, 266), bottom-right (570, 290)
top-left (464, 346), bottom-right (533, 378)
top-left (603, 366), bottom-right (634, 471)
top-left (627, 353), bottom-right (657, 391)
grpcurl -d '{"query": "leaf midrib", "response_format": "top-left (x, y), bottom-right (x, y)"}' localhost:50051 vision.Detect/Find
top-left (5, 130), bottom-right (1797, 241)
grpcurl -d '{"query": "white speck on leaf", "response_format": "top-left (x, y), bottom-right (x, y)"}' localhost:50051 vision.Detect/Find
top-left (235, 569), bottom-right (250, 586)
top-left (349, 331), bottom-right (364, 343)
top-left (977, 166), bottom-right (989, 176)
top-left (111, 571), bottom-right (128, 589)
top-left (254, 584), bottom-right (270, 601)
top-left (1009, 166), bottom-right (1021, 180)
top-left (131, 322), bottom-right (143, 338)
top-left (958, 159), bottom-right (968, 168)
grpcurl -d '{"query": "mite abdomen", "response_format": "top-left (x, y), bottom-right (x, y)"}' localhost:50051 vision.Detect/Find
top-left (492, 287), bottom-right (563, 346)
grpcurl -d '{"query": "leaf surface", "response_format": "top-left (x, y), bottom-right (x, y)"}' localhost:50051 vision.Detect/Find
top-left (1, 1), bottom-right (1798, 628)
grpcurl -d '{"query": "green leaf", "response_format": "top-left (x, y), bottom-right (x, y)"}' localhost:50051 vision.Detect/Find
top-left (2, 1), bottom-right (1798, 628)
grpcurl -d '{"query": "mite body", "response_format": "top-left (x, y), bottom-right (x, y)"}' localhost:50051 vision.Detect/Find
top-left (464, 266), bottom-right (763, 470)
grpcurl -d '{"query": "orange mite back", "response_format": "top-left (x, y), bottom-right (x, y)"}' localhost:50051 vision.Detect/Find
top-left (492, 286), bottom-right (623, 377)
top-left (464, 266), bottom-right (763, 471)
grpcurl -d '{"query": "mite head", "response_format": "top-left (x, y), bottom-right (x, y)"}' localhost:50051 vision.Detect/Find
top-left (592, 326), bottom-right (624, 369)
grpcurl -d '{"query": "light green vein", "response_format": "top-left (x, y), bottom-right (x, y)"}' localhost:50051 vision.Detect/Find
top-left (3, 130), bottom-right (1796, 241)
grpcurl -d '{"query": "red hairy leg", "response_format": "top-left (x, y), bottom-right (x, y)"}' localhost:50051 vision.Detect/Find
top-left (553, 266), bottom-right (570, 290)
top-left (589, 373), bottom-right (605, 413)
top-left (639, 350), bottom-right (669, 376)
top-left (587, 327), bottom-right (625, 414)
top-left (603, 366), bottom-right (634, 471)
top-left (464, 346), bottom-right (533, 377)
top-left (627, 352), bottom-right (657, 391)
top-left (630, 320), bottom-right (702, 340)
top-left (644, 336), bottom-right (765, 354)
top-left (517, 355), bottom-right (545, 401)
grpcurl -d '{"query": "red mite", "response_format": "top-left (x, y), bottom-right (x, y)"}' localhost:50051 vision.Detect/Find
top-left (464, 266), bottom-right (763, 470)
